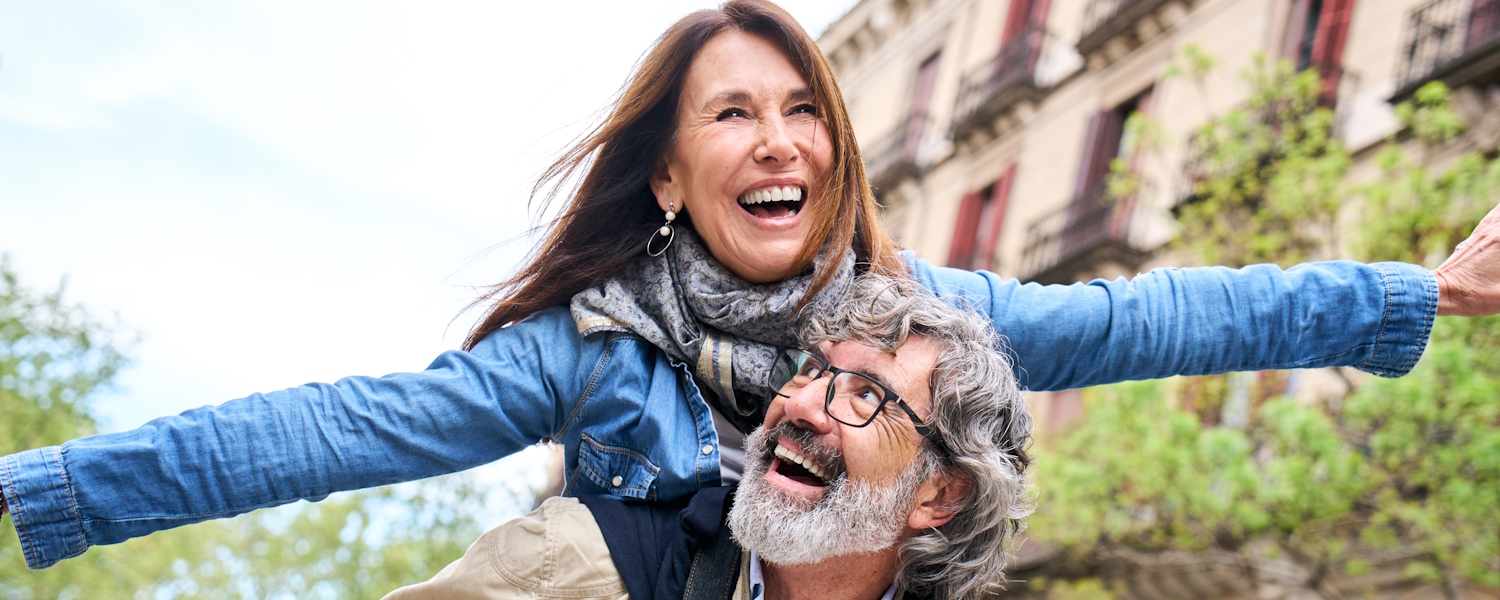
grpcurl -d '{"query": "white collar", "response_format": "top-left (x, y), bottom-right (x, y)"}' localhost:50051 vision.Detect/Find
top-left (748, 551), bottom-right (898, 600)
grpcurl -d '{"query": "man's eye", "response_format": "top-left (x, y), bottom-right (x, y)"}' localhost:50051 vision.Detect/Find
top-left (717, 108), bottom-right (748, 120)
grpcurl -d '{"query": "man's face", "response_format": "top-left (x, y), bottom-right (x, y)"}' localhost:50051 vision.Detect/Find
top-left (727, 337), bottom-right (943, 564)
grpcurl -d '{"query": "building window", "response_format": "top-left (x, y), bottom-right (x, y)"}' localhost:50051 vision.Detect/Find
top-left (1283, 0), bottom-right (1356, 104)
top-left (1073, 91), bottom-right (1149, 208)
top-left (905, 52), bottom-right (942, 160)
top-left (1002, 0), bottom-right (1052, 44)
top-left (1056, 90), bottom-right (1151, 263)
top-left (947, 163), bottom-right (1017, 272)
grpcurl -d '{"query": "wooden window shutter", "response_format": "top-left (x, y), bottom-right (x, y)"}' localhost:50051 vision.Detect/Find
top-left (1002, 0), bottom-right (1033, 43)
top-left (1467, 0), bottom-right (1499, 52)
top-left (947, 192), bottom-right (985, 268)
top-left (904, 53), bottom-right (942, 160)
top-left (1002, 0), bottom-right (1053, 43)
top-left (1072, 112), bottom-right (1105, 203)
top-left (1310, 0), bottom-right (1355, 103)
top-left (1282, 0), bottom-right (1315, 60)
top-left (976, 163), bottom-right (1018, 272)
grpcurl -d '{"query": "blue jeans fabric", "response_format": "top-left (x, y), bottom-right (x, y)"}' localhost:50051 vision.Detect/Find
top-left (0, 258), bottom-right (1437, 569)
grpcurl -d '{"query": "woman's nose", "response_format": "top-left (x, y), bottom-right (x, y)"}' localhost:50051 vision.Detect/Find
top-left (754, 115), bottom-right (800, 165)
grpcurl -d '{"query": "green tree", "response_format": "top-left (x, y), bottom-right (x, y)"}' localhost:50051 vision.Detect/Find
top-left (1023, 58), bottom-right (1500, 598)
top-left (1, 257), bottom-right (532, 599)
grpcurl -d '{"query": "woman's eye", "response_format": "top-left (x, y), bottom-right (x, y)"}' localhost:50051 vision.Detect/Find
top-left (717, 108), bottom-right (748, 121)
top-left (790, 103), bottom-right (817, 117)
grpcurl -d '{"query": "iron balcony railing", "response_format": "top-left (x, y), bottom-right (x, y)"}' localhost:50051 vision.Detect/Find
top-left (951, 24), bottom-right (1048, 140)
top-left (1077, 0), bottom-right (1176, 56)
top-left (863, 111), bottom-right (929, 190)
top-left (1018, 181), bottom-right (1145, 283)
top-left (1394, 0), bottom-right (1500, 98)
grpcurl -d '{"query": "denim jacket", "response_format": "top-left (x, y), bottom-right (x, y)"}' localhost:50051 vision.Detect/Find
top-left (0, 257), bottom-right (1436, 569)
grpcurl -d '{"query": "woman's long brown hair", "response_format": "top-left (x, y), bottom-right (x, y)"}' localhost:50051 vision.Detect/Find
top-left (463, 0), bottom-right (904, 350)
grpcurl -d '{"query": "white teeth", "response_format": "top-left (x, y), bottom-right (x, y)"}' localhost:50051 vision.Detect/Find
top-left (737, 186), bottom-right (803, 206)
top-left (773, 445), bottom-right (829, 481)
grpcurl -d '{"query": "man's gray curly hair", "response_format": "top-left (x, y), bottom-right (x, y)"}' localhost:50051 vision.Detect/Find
top-left (798, 272), bottom-right (1034, 600)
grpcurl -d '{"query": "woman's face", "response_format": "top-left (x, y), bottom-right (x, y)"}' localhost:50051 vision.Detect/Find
top-left (651, 30), bottom-right (834, 284)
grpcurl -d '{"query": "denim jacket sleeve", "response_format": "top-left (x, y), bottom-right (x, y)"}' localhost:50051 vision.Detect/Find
top-left (0, 307), bottom-right (594, 570)
top-left (908, 257), bottom-right (1438, 391)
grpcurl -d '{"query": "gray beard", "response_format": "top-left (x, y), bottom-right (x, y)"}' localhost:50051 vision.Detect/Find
top-left (727, 424), bottom-right (928, 565)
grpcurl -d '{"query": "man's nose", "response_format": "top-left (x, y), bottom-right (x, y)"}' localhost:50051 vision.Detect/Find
top-left (780, 375), bottom-right (834, 433)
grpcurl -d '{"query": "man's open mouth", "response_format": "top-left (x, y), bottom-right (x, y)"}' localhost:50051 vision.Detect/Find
top-left (772, 443), bottom-right (831, 486)
top-left (736, 186), bottom-right (806, 220)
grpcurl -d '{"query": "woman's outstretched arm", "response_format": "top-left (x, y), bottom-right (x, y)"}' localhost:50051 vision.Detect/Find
top-left (914, 203), bottom-right (1500, 392)
top-left (0, 307), bottom-right (593, 570)
top-left (915, 259), bottom-right (1434, 391)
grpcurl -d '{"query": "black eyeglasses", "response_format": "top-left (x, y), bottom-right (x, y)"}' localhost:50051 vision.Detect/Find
top-left (770, 348), bottom-right (952, 459)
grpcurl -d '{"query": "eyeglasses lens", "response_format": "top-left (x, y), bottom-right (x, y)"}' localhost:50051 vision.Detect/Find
top-left (774, 350), bottom-right (888, 427)
top-left (828, 372), bottom-right (886, 425)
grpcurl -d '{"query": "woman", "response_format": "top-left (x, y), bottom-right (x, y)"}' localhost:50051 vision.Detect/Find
top-left (3, 0), bottom-right (1497, 571)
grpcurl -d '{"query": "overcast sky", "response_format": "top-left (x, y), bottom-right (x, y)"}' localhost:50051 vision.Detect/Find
top-left (0, 1), bottom-right (860, 433)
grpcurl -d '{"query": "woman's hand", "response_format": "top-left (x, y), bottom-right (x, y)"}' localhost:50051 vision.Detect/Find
top-left (1435, 202), bottom-right (1500, 317)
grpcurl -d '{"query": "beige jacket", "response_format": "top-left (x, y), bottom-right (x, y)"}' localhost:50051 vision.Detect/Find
top-left (384, 497), bottom-right (754, 600)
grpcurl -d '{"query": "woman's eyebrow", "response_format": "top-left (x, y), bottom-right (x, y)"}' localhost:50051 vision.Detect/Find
top-left (703, 90), bottom-right (752, 110)
top-left (786, 87), bottom-right (813, 103)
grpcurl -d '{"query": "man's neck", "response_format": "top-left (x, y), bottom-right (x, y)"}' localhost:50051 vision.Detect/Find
top-left (759, 550), bottom-right (898, 600)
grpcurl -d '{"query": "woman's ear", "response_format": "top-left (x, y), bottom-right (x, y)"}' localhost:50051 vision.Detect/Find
top-left (908, 469), bottom-right (971, 530)
top-left (649, 160), bottom-right (678, 213)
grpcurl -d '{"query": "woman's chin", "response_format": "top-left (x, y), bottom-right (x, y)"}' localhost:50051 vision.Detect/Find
top-left (715, 249), bottom-right (805, 284)
top-left (701, 225), bottom-right (811, 284)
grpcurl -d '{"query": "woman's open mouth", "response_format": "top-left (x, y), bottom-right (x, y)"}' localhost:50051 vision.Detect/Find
top-left (737, 185), bottom-right (806, 220)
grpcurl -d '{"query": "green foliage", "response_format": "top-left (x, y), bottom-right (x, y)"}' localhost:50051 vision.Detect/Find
top-left (1030, 577), bottom-right (1119, 600)
top-left (1173, 56), bottom-right (1348, 267)
top-left (1031, 382), bottom-right (1377, 564)
top-left (0, 255), bottom-right (124, 452)
top-left (1163, 42), bottom-right (1216, 82)
top-left (0, 257), bottom-right (530, 598)
top-left (1343, 315), bottom-right (1500, 586)
top-left (1359, 82), bottom-right (1500, 268)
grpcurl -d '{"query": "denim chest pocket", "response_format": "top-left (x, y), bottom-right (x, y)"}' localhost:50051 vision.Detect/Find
top-left (576, 434), bottom-right (660, 500)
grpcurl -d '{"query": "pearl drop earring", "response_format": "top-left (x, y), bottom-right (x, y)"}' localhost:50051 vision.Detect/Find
top-left (647, 201), bottom-right (677, 256)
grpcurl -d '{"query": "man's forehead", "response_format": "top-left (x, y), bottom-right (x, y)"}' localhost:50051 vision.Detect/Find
top-left (818, 337), bottom-right (939, 398)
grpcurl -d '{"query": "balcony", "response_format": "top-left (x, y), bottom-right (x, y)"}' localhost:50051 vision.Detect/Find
top-left (1076, 0), bottom-right (1187, 59)
top-left (1018, 182), bottom-right (1149, 284)
top-left (863, 112), bottom-right (929, 191)
top-left (951, 24), bottom-right (1049, 141)
top-left (1393, 0), bottom-right (1500, 101)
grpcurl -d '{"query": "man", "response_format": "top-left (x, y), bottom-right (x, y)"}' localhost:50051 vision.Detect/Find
top-left (386, 273), bottom-right (1034, 600)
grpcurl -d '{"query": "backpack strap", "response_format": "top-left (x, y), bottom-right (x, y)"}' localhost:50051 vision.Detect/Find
top-left (682, 495), bottom-right (742, 600)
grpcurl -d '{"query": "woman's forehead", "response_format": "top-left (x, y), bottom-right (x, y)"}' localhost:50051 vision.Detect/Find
top-left (682, 30), bottom-right (809, 108)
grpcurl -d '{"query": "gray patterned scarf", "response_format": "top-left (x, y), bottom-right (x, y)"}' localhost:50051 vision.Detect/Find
top-left (570, 228), bottom-right (856, 417)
